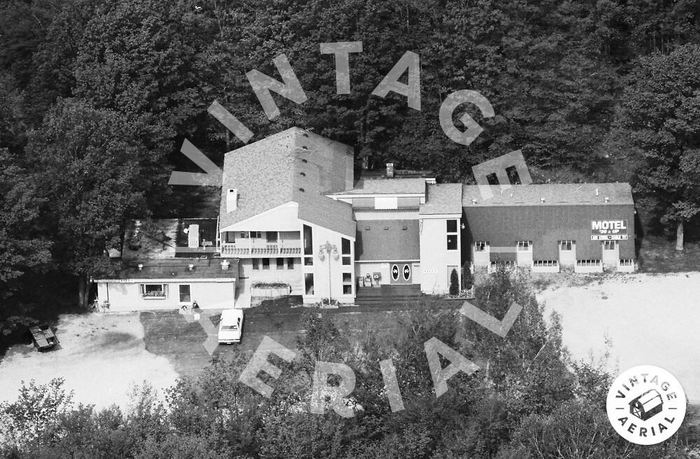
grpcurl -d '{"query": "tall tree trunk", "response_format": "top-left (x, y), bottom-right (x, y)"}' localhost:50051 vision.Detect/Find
top-left (78, 275), bottom-right (89, 309)
top-left (676, 220), bottom-right (685, 251)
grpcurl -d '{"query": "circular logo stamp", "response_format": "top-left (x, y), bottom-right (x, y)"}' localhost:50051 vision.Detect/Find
top-left (606, 365), bottom-right (686, 445)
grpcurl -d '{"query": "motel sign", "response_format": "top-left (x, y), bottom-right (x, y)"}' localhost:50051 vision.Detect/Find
top-left (591, 219), bottom-right (629, 240)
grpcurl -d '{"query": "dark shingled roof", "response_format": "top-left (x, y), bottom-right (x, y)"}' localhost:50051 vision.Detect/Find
top-left (355, 220), bottom-right (420, 261)
top-left (220, 128), bottom-right (356, 237)
top-left (463, 204), bottom-right (636, 260)
top-left (97, 258), bottom-right (239, 280)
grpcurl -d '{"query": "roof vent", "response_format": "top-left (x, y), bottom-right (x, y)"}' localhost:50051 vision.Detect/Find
top-left (540, 197), bottom-right (546, 203)
top-left (472, 199), bottom-right (477, 205)
top-left (595, 188), bottom-right (599, 196)
top-left (386, 162), bottom-right (395, 178)
top-left (299, 187), bottom-right (305, 192)
top-left (137, 263), bottom-right (143, 271)
top-left (221, 260), bottom-right (230, 270)
top-left (227, 189), bottom-right (238, 212)
top-left (188, 264), bottom-right (195, 271)
top-left (604, 196), bottom-right (610, 203)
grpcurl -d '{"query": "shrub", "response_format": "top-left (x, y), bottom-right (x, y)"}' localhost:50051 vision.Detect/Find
top-left (449, 268), bottom-right (459, 295)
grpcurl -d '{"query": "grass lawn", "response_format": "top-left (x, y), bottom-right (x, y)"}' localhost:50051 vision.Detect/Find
top-left (637, 235), bottom-right (700, 273)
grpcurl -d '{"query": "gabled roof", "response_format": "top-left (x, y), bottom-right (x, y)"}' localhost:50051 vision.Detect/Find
top-left (462, 183), bottom-right (634, 207)
top-left (220, 128), bottom-right (356, 237)
top-left (420, 183), bottom-right (463, 215)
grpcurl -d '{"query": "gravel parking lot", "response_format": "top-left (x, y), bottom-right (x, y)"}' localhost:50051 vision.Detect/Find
top-left (539, 271), bottom-right (700, 402)
top-left (0, 313), bottom-right (179, 411)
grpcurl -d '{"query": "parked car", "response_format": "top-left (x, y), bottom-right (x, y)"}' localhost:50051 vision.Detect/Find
top-left (29, 325), bottom-right (59, 351)
top-left (218, 308), bottom-right (244, 344)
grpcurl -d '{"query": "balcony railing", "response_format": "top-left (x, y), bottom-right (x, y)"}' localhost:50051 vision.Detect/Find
top-left (220, 242), bottom-right (302, 256)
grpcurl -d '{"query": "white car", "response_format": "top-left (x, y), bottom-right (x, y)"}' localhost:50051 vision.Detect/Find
top-left (218, 308), bottom-right (244, 344)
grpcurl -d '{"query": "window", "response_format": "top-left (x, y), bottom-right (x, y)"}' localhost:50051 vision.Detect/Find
top-left (375, 196), bottom-right (398, 209)
top-left (179, 285), bottom-right (191, 303)
top-left (446, 220), bottom-right (458, 251)
top-left (303, 225), bottom-right (314, 266)
top-left (560, 240), bottom-right (574, 251)
top-left (603, 241), bottom-right (616, 250)
top-left (475, 241), bottom-right (488, 252)
top-left (341, 238), bottom-right (351, 265)
top-left (224, 232), bottom-right (235, 243)
top-left (305, 273), bottom-right (315, 295)
top-left (276, 258), bottom-right (284, 269)
top-left (252, 258), bottom-right (259, 270)
top-left (533, 260), bottom-right (558, 267)
top-left (248, 231), bottom-right (261, 238)
top-left (342, 272), bottom-right (352, 295)
top-left (576, 259), bottom-right (601, 266)
top-left (287, 258), bottom-right (295, 269)
top-left (446, 220), bottom-right (458, 233)
top-left (517, 241), bottom-right (532, 250)
top-left (262, 258), bottom-right (270, 270)
top-left (267, 231), bottom-right (278, 243)
top-left (447, 235), bottom-right (458, 250)
top-left (620, 259), bottom-right (634, 266)
top-left (141, 284), bottom-right (166, 298)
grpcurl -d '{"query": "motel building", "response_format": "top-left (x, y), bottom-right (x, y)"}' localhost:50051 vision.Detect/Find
top-left (95, 128), bottom-right (636, 311)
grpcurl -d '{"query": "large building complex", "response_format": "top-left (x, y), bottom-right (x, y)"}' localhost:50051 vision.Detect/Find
top-left (95, 128), bottom-right (636, 311)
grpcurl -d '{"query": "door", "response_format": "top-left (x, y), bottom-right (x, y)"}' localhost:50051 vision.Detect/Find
top-left (601, 240), bottom-right (619, 268)
top-left (558, 241), bottom-right (576, 267)
top-left (179, 284), bottom-right (191, 303)
top-left (390, 263), bottom-right (412, 284)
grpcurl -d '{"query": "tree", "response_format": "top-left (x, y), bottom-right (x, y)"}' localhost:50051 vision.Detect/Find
top-left (28, 98), bottom-right (149, 308)
top-left (617, 44), bottom-right (700, 250)
top-left (0, 78), bottom-right (51, 292)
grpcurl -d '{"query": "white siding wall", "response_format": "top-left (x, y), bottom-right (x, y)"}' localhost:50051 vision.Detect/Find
top-left (99, 280), bottom-right (236, 312)
top-left (419, 217), bottom-right (461, 294)
top-left (302, 223), bottom-right (355, 304)
top-left (355, 262), bottom-right (391, 286)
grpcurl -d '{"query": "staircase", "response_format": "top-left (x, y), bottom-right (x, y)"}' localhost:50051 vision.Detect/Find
top-left (355, 285), bottom-right (423, 308)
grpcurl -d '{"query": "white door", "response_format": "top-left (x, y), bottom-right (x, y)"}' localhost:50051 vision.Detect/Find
top-left (602, 240), bottom-right (619, 268)
top-left (558, 241), bottom-right (576, 267)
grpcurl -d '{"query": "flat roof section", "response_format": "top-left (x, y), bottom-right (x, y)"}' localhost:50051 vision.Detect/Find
top-left (97, 258), bottom-right (239, 280)
top-left (337, 177), bottom-right (431, 195)
top-left (462, 183), bottom-right (634, 207)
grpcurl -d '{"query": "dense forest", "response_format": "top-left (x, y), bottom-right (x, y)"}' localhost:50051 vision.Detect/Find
top-left (2, 0), bottom-right (700, 314)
